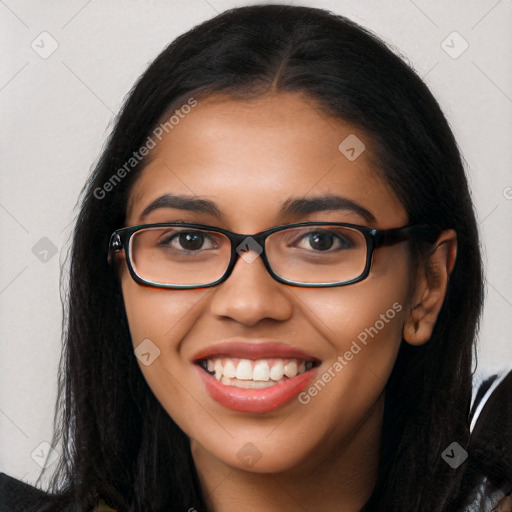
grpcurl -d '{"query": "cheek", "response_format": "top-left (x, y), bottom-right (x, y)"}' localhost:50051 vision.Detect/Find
top-left (294, 247), bottom-right (411, 411)
top-left (120, 266), bottom-right (209, 397)
top-left (120, 272), bottom-right (213, 423)
top-left (299, 244), bottom-right (409, 350)
top-left (309, 281), bottom-right (407, 358)
top-left (120, 262), bottom-right (210, 347)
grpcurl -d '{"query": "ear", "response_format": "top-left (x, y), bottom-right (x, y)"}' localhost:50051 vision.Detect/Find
top-left (403, 229), bottom-right (457, 346)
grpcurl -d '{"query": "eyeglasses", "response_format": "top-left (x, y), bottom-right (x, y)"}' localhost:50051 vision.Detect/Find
top-left (108, 221), bottom-right (439, 289)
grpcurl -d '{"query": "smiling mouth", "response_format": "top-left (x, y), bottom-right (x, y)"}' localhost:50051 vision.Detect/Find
top-left (192, 341), bottom-right (321, 413)
top-left (197, 357), bottom-right (318, 389)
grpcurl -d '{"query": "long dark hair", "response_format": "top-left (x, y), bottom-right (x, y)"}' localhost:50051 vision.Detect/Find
top-left (36, 4), bottom-right (484, 511)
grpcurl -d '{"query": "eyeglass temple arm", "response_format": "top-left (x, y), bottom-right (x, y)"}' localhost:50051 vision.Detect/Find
top-left (375, 224), bottom-right (441, 246)
top-left (107, 232), bottom-right (124, 264)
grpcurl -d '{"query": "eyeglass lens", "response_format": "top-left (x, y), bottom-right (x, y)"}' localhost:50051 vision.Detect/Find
top-left (129, 225), bottom-right (368, 286)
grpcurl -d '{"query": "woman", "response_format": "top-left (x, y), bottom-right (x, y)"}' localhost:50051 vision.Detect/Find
top-left (1, 4), bottom-right (511, 511)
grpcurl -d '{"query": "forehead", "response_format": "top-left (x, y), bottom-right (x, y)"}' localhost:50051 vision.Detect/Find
top-left (126, 92), bottom-right (406, 228)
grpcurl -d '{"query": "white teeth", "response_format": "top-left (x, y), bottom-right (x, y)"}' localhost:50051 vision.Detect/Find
top-left (214, 359), bottom-right (223, 381)
top-left (236, 359), bottom-right (253, 380)
top-left (269, 361), bottom-right (284, 381)
top-left (202, 357), bottom-right (314, 387)
top-left (253, 360), bottom-right (270, 381)
top-left (223, 360), bottom-right (237, 379)
top-left (283, 361), bottom-right (298, 378)
top-left (221, 377), bottom-right (275, 389)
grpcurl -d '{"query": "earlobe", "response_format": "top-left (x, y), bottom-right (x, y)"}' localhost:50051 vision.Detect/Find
top-left (403, 229), bottom-right (457, 346)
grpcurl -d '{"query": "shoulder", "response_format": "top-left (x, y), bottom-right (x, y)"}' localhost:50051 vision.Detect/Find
top-left (469, 367), bottom-right (512, 453)
top-left (0, 472), bottom-right (50, 511)
top-left (469, 368), bottom-right (512, 432)
top-left (460, 368), bottom-right (512, 511)
top-left (0, 473), bottom-right (117, 512)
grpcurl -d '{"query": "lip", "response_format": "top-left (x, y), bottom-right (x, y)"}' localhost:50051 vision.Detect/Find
top-left (192, 340), bottom-right (319, 363)
top-left (192, 339), bottom-right (320, 413)
top-left (196, 365), bottom-right (317, 413)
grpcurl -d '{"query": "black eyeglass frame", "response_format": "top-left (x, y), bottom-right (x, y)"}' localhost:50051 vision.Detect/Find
top-left (108, 221), bottom-right (441, 289)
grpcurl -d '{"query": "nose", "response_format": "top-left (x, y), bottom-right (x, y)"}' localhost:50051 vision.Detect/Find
top-left (208, 248), bottom-right (293, 327)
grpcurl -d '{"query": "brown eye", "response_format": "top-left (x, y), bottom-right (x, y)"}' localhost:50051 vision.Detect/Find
top-left (157, 229), bottom-right (219, 252)
top-left (295, 229), bottom-right (355, 252)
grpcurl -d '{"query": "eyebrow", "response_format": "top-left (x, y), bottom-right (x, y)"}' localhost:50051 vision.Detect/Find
top-left (280, 194), bottom-right (376, 223)
top-left (139, 193), bottom-right (376, 223)
top-left (140, 194), bottom-right (222, 219)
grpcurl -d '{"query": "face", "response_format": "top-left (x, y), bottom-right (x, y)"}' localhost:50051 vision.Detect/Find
top-left (119, 92), bottom-right (414, 475)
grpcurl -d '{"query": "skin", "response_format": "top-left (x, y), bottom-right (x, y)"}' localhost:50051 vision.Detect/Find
top-left (119, 92), bottom-right (456, 512)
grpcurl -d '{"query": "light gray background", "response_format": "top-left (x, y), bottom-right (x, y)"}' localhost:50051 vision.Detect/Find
top-left (1, 0), bottom-right (511, 487)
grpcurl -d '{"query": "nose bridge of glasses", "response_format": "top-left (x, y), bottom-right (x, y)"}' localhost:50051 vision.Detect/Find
top-left (229, 230), bottom-right (268, 269)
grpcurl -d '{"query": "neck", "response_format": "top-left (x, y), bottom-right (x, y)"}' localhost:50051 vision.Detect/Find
top-left (191, 395), bottom-right (383, 512)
